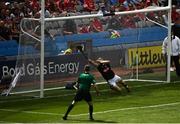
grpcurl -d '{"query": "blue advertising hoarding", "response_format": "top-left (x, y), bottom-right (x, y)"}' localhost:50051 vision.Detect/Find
top-left (0, 54), bottom-right (88, 81)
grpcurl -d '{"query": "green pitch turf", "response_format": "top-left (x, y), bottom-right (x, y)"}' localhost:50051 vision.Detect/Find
top-left (0, 76), bottom-right (180, 123)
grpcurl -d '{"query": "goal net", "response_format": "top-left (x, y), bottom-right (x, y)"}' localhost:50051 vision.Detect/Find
top-left (7, 4), bottom-right (172, 97)
top-left (82, 8), bottom-right (170, 83)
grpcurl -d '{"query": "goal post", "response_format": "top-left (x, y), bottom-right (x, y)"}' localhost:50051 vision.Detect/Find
top-left (167, 0), bottom-right (172, 83)
top-left (40, 0), bottom-right (45, 98)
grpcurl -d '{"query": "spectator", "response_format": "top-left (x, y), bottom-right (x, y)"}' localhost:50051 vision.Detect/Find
top-left (82, 0), bottom-right (96, 11)
top-left (162, 26), bottom-right (180, 76)
top-left (64, 44), bottom-right (76, 55)
top-left (106, 16), bottom-right (122, 30)
top-left (123, 0), bottom-right (141, 10)
top-left (64, 0), bottom-right (77, 12)
top-left (79, 24), bottom-right (91, 33)
top-left (121, 15), bottom-right (136, 28)
top-left (10, 21), bottom-right (20, 41)
top-left (0, 0), bottom-right (179, 42)
top-left (30, 0), bottom-right (40, 10)
top-left (173, 24), bottom-right (180, 39)
top-left (89, 18), bottom-right (104, 32)
top-left (145, 0), bottom-right (159, 6)
top-left (172, 5), bottom-right (180, 24)
top-left (0, 20), bottom-right (12, 40)
top-left (0, 8), bottom-right (7, 20)
top-left (62, 11), bottom-right (77, 35)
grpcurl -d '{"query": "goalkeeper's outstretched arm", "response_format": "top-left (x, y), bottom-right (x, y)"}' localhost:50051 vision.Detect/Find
top-left (88, 59), bottom-right (99, 67)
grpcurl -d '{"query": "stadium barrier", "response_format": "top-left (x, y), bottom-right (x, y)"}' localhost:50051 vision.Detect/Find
top-left (0, 26), bottom-right (167, 57)
top-left (0, 54), bottom-right (88, 81)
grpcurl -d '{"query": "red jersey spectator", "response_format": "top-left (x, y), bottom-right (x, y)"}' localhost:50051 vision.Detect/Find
top-left (30, 0), bottom-right (40, 10)
top-left (145, 0), bottom-right (159, 7)
top-left (90, 18), bottom-right (104, 32)
top-left (79, 25), bottom-right (91, 33)
top-left (83, 0), bottom-right (96, 11)
top-left (122, 16), bottom-right (136, 28)
top-left (172, 6), bottom-right (180, 23)
top-left (64, 0), bottom-right (77, 12)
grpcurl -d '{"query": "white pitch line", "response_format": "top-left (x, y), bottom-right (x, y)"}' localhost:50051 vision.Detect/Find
top-left (0, 83), bottom-right (160, 103)
top-left (0, 81), bottom-right (179, 103)
top-left (0, 108), bottom-right (62, 116)
top-left (0, 121), bottom-right (8, 123)
top-left (0, 120), bottom-right (14, 123)
top-left (70, 102), bottom-right (180, 117)
top-left (0, 93), bottom-right (76, 103)
top-left (0, 102), bottom-right (180, 118)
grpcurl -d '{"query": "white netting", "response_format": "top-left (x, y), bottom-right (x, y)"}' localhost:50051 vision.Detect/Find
top-left (8, 5), bottom-right (171, 97)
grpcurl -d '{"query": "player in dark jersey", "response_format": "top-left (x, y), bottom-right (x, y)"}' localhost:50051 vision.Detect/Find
top-left (62, 65), bottom-right (99, 121)
top-left (88, 58), bottom-right (130, 93)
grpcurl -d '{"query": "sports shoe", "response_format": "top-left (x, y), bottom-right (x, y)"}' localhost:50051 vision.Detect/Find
top-left (89, 117), bottom-right (94, 121)
top-left (125, 86), bottom-right (131, 93)
top-left (62, 116), bottom-right (67, 120)
top-left (127, 88), bottom-right (131, 93)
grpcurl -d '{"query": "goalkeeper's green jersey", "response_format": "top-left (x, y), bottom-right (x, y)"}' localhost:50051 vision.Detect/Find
top-left (78, 73), bottom-right (96, 91)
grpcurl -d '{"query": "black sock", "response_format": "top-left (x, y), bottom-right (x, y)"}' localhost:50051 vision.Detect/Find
top-left (89, 105), bottom-right (93, 119)
top-left (64, 104), bottom-right (74, 118)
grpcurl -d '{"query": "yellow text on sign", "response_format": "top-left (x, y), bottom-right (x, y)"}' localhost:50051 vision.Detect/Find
top-left (128, 46), bottom-right (166, 68)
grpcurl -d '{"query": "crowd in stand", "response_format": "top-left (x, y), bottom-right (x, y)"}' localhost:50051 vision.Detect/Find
top-left (0, 0), bottom-right (179, 41)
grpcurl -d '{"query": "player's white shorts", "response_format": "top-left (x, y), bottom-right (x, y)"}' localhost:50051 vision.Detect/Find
top-left (107, 75), bottom-right (122, 87)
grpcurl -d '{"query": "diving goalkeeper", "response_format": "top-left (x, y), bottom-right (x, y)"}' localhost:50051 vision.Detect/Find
top-left (88, 58), bottom-right (130, 93)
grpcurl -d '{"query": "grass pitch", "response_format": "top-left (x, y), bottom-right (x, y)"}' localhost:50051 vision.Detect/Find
top-left (0, 76), bottom-right (180, 123)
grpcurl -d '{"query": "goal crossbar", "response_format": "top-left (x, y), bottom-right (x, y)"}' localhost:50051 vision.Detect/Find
top-left (45, 6), bottom-right (170, 21)
top-left (22, 6), bottom-right (170, 22)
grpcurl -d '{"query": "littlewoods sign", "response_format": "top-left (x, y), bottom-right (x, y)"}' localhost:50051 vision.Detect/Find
top-left (0, 54), bottom-right (87, 78)
top-left (128, 45), bottom-right (166, 68)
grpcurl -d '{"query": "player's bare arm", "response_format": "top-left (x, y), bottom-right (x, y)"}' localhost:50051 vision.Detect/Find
top-left (98, 60), bottom-right (110, 64)
top-left (88, 59), bottom-right (99, 67)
